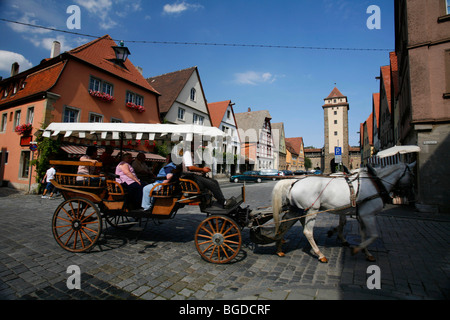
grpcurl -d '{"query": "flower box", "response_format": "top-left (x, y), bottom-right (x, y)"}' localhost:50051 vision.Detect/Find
top-left (15, 123), bottom-right (33, 135)
top-left (89, 90), bottom-right (115, 102)
top-left (126, 102), bottom-right (145, 113)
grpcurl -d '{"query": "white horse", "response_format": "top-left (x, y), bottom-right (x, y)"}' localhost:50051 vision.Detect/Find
top-left (271, 162), bottom-right (415, 263)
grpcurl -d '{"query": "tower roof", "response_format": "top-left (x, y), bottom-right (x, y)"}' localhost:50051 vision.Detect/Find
top-left (326, 87), bottom-right (346, 99)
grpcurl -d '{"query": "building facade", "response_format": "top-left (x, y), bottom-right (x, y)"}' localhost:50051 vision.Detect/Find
top-left (395, 0), bottom-right (450, 212)
top-left (207, 100), bottom-right (241, 176)
top-left (322, 87), bottom-right (350, 173)
top-left (147, 67), bottom-right (212, 127)
top-left (235, 109), bottom-right (274, 171)
top-left (271, 122), bottom-right (287, 170)
top-left (0, 35), bottom-right (161, 191)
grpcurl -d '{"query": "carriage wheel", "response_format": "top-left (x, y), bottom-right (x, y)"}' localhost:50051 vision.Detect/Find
top-left (195, 215), bottom-right (242, 264)
top-left (52, 198), bottom-right (102, 253)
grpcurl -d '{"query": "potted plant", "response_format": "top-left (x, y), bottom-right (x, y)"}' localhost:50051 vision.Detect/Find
top-left (126, 102), bottom-right (145, 113)
top-left (89, 90), bottom-right (115, 102)
top-left (15, 123), bottom-right (33, 136)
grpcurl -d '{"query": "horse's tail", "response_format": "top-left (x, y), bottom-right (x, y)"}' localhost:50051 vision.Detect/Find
top-left (272, 179), bottom-right (297, 235)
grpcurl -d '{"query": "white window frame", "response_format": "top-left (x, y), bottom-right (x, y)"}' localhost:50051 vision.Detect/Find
top-left (89, 76), bottom-right (102, 92)
top-left (26, 106), bottom-right (34, 124)
top-left (126, 91), bottom-right (144, 106)
top-left (14, 110), bottom-right (21, 130)
top-left (177, 107), bottom-right (185, 121)
top-left (89, 112), bottom-right (104, 123)
top-left (63, 106), bottom-right (80, 123)
top-left (190, 88), bottom-right (196, 101)
top-left (193, 113), bottom-right (204, 125)
top-left (1, 113), bottom-right (7, 132)
top-left (90, 76), bottom-right (114, 96)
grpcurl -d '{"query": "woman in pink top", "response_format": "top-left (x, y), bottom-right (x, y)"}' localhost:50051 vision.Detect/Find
top-left (116, 153), bottom-right (143, 209)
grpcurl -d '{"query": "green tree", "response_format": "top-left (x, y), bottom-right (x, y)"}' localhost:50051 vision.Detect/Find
top-left (304, 157), bottom-right (312, 170)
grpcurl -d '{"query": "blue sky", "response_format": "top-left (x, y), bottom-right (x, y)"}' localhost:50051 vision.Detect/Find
top-left (0, 0), bottom-right (395, 148)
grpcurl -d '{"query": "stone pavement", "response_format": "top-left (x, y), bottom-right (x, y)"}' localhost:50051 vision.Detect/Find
top-left (0, 182), bottom-right (449, 302)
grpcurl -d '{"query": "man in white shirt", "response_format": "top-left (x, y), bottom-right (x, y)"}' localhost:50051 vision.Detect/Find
top-left (180, 147), bottom-right (236, 209)
top-left (41, 164), bottom-right (57, 199)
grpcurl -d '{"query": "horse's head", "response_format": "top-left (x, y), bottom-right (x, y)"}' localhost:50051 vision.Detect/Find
top-left (397, 161), bottom-right (416, 188)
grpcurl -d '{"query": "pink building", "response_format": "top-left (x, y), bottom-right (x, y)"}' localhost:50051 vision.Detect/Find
top-left (0, 35), bottom-right (161, 192)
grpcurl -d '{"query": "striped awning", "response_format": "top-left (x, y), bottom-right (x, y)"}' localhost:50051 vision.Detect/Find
top-left (368, 154), bottom-right (400, 166)
top-left (43, 122), bottom-right (225, 142)
top-left (60, 145), bottom-right (166, 162)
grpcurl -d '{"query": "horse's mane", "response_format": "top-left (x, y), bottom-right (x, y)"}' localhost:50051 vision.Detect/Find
top-left (368, 163), bottom-right (404, 179)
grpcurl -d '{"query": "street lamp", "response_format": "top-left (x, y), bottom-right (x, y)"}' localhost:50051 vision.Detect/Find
top-left (112, 40), bottom-right (130, 63)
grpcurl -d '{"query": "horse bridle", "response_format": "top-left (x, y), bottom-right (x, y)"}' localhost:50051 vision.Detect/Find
top-left (364, 163), bottom-right (412, 205)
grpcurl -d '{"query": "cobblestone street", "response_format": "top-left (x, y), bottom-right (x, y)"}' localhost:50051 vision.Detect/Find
top-left (0, 181), bottom-right (449, 302)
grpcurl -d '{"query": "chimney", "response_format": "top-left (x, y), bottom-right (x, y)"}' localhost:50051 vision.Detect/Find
top-left (11, 62), bottom-right (19, 77)
top-left (248, 107), bottom-right (251, 112)
top-left (51, 41), bottom-right (61, 58)
top-left (137, 66), bottom-right (143, 75)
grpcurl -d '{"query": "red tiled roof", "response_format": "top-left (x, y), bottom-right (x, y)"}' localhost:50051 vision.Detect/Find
top-left (0, 61), bottom-right (66, 107)
top-left (207, 100), bottom-right (231, 128)
top-left (372, 93), bottom-right (380, 129)
top-left (285, 137), bottom-right (303, 155)
top-left (366, 113), bottom-right (374, 145)
top-left (68, 35), bottom-right (159, 94)
top-left (304, 148), bottom-right (322, 153)
top-left (326, 87), bottom-right (346, 99)
top-left (380, 65), bottom-right (391, 112)
top-left (146, 67), bottom-right (197, 113)
top-left (389, 52), bottom-right (399, 98)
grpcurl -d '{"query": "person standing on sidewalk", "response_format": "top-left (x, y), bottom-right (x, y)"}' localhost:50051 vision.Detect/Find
top-left (41, 164), bottom-right (57, 199)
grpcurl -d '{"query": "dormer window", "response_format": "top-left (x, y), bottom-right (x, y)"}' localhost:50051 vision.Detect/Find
top-left (190, 88), bottom-right (196, 101)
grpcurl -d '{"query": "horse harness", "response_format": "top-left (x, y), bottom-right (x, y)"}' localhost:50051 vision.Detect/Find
top-left (285, 166), bottom-right (396, 220)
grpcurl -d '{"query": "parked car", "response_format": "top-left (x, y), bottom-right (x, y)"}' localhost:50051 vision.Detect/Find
top-left (259, 168), bottom-right (281, 180)
top-left (294, 170), bottom-right (306, 175)
top-left (230, 171), bottom-right (264, 183)
top-left (279, 170), bottom-right (294, 176)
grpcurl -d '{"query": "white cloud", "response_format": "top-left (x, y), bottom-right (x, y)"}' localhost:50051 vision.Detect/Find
top-left (24, 34), bottom-right (78, 56)
top-left (8, 12), bottom-right (52, 34)
top-left (75, 0), bottom-right (116, 30)
top-left (0, 51), bottom-right (33, 74)
top-left (74, 0), bottom-right (143, 29)
top-left (163, 2), bottom-right (203, 15)
top-left (234, 71), bottom-right (280, 85)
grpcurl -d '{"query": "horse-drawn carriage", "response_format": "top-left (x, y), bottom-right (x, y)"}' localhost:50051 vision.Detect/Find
top-left (43, 122), bottom-right (418, 264)
top-left (44, 122), bottom-right (263, 264)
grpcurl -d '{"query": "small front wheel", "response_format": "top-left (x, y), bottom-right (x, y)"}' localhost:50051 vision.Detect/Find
top-left (52, 198), bottom-right (102, 252)
top-left (195, 215), bottom-right (242, 264)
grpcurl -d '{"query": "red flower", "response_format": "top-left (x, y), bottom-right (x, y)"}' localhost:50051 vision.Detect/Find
top-left (89, 90), bottom-right (115, 102)
top-left (15, 123), bottom-right (33, 135)
top-left (126, 102), bottom-right (145, 113)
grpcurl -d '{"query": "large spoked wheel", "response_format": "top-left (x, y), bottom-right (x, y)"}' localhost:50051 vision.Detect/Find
top-left (195, 215), bottom-right (242, 264)
top-left (52, 198), bottom-right (102, 253)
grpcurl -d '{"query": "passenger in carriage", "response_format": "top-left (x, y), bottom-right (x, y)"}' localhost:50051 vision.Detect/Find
top-left (115, 153), bottom-right (143, 209)
top-left (140, 154), bottom-right (181, 212)
top-left (76, 146), bottom-right (104, 185)
top-left (132, 152), bottom-right (155, 184)
top-left (179, 146), bottom-right (236, 209)
top-left (98, 146), bottom-right (117, 176)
